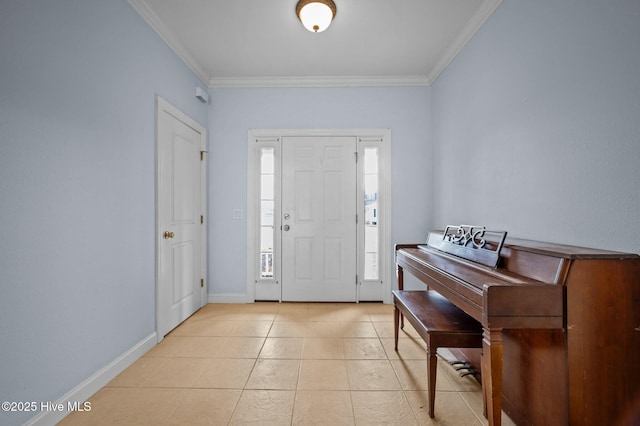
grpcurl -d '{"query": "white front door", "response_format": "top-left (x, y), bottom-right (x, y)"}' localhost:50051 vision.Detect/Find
top-left (281, 136), bottom-right (357, 301)
top-left (156, 97), bottom-right (206, 339)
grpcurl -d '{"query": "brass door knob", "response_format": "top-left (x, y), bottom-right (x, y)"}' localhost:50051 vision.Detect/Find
top-left (163, 231), bottom-right (175, 239)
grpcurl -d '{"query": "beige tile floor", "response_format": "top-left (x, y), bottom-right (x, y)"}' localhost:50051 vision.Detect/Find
top-left (59, 302), bottom-right (516, 425)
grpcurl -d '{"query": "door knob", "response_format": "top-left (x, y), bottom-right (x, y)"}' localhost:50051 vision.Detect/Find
top-left (163, 231), bottom-right (175, 239)
top-left (283, 225), bottom-right (290, 231)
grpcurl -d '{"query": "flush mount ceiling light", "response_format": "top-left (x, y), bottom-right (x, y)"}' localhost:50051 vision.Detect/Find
top-left (296, 0), bottom-right (337, 33)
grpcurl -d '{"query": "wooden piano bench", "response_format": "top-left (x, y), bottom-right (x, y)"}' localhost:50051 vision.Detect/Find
top-left (392, 289), bottom-right (483, 418)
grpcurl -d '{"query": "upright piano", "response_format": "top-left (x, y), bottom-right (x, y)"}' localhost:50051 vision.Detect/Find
top-left (395, 226), bottom-right (640, 426)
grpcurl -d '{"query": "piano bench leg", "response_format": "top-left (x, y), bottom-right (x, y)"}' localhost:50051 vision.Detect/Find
top-left (426, 343), bottom-right (437, 418)
top-left (393, 304), bottom-right (399, 350)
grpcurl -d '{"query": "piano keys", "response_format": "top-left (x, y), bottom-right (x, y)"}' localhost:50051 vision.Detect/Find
top-left (395, 228), bottom-right (640, 426)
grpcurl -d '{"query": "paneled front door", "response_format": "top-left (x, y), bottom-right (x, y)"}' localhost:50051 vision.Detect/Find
top-left (281, 136), bottom-right (357, 301)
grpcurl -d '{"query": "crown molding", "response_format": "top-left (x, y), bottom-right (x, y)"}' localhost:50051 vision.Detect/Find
top-left (128, 0), bottom-right (210, 85)
top-left (208, 75), bottom-right (431, 88)
top-left (128, 0), bottom-right (501, 89)
top-left (427, 0), bottom-right (503, 84)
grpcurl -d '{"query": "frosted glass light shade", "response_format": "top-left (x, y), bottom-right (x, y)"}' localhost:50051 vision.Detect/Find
top-left (296, 0), bottom-right (336, 33)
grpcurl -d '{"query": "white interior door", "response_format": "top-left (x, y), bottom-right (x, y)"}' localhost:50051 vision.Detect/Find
top-left (281, 136), bottom-right (357, 301)
top-left (156, 97), bottom-right (206, 339)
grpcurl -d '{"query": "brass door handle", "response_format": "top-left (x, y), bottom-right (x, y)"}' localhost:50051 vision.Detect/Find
top-left (163, 231), bottom-right (175, 239)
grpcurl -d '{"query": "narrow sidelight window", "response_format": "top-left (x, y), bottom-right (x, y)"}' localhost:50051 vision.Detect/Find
top-left (363, 147), bottom-right (379, 280)
top-left (260, 148), bottom-right (275, 278)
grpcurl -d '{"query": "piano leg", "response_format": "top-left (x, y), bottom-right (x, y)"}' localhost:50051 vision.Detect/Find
top-left (482, 328), bottom-right (503, 426)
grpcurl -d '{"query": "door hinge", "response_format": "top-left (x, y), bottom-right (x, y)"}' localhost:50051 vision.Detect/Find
top-left (200, 150), bottom-right (207, 161)
top-left (200, 278), bottom-right (204, 288)
top-left (200, 215), bottom-right (204, 224)
top-left (356, 214), bottom-right (358, 224)
top-left (356, 274), bottom-right (359, 285)
top-left (355, 152), bottom-right (358, 162)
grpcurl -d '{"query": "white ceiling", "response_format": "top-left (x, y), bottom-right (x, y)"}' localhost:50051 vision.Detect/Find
top-left (128, 0), bottom-right (502, 88)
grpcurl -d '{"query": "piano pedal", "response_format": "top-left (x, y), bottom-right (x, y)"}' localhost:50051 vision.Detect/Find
top-left (450, 361), bottom-right (480, 379)
top-left (453, 363), bottom-right (472, 371)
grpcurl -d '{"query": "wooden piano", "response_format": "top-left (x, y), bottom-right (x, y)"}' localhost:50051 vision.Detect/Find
top-left (395, 226), bottom-right (640, 426)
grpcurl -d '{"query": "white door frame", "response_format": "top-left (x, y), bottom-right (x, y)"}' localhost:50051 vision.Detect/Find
top-left (156, 96), bottom-right (207, 341)
top-left (247, 129), bottom-right (392, 303)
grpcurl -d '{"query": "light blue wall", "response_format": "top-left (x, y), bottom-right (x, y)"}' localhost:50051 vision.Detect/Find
top-left (207, 87), bottom-right (432, 296)
top-left (432, 0), bottom-right (640, 253)
top-left (0, 1), bottom-right (208, 424)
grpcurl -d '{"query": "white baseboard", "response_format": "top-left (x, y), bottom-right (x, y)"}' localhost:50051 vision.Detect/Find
top-left (25, 332), bottom-right (157, 426)
top-left (207, 292), bottom-right (253, 304)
